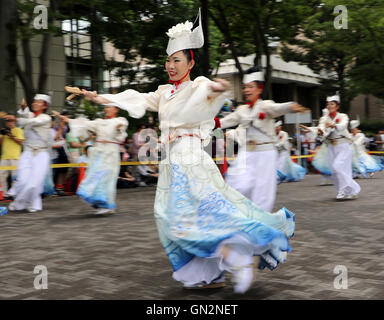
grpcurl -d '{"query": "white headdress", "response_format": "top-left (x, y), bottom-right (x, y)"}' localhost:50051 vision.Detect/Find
top-left (166, 9), bottom-right (204, 56)
top-left (243, 70), bottom-right (265, 84)
top-left (34, 94), bottom-right (51, 105)
top-left (350, 115), bottom-right (360, 129)
top-left (326, 94), bottom-right (340, 103)
top-left (275, 120), bottom-right (283, 127)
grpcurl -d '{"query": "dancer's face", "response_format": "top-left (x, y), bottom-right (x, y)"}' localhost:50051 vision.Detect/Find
top-left (327, 101), bottom-right (339, 114)
top-left (276, 126), bottom-right (282, 134)
top-left (242, 82), bottom-right (263, 103)
top-left (351, 128), bottom-right (359, 135)
top-left (165, 51), bottom-right (194, 82)
top-left (32, 100), bottom-right (48, 113)
top-left (104, 106), bottom-right (119, 118)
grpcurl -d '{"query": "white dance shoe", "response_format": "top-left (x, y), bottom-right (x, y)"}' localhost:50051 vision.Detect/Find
top-left (232, 264), bottom-right (254, 294)
top-left (8, 202), bottom-right (16, 211)
top-left (336, 192), bottom-right (346, 200)
top-left (94, 208), bottom-right (115, 215)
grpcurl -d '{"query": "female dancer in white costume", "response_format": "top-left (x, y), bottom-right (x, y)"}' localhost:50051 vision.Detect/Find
top-left (350, 119), bottom-right (383, 178)
top-left (55, 105), bottom-right (139, 214)
top-left (315, 95), bottom-right (361, 200)
top-left (219, 67), bottom-right (307, 212)
top-left (5, 94), bottom-right (52, 212)
top-left (81, 10), bottom-right (295, 294)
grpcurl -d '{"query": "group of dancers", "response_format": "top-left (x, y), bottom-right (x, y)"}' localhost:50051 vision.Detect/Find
top-left (2, 9), bottom-right (382, 294)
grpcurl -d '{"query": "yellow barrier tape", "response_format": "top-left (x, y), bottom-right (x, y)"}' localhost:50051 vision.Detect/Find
top-left (1, 153), bottom-right (383, 170)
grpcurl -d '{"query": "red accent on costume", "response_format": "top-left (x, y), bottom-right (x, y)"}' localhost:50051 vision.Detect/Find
top-left (169, 68), bottom-right (191, 90)
top-left (33, 111), bottom-right (43, 117)
top-left (335, 118), bottom-right (340, 123)
top-left (214, 117), bottom-right (221, 129)
top-left (329, 111), bottom-right (337, 119)
top-left (258, 112), bottom-right (266, 120)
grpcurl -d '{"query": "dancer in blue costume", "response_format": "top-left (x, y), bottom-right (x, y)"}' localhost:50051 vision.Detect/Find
top-left (80, 10), bottom-right (295, 294)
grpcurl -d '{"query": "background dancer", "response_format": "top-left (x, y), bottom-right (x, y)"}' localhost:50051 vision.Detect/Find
top-left (219, 67), bottom-right (308, 212)
top-left (4, 94), bottom-right (52, 212)
top-left (317, 95), bottom-right (360, 200)
top-left (54, 102), bottom-right (142, 214)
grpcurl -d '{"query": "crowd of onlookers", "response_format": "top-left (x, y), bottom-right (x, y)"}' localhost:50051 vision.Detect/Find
top-left (0, 113), bottom-right (160, 198)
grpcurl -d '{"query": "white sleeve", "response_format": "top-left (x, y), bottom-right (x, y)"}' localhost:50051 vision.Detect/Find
top-left (99, 87), bottom-right (165, 116)
top-left (17, 111), bottom-right (50, 128)
top-left (181, 76), bottom-right (231, 123)
top-left (263, 101), bottom-right (294, 118)
top-left (335, 114), bottom-right (348, 131)
top-left (220, 108), bottom-right (242, 129)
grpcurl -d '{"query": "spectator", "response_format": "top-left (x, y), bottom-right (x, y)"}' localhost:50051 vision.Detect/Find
top-left (0, 116), bottom-right (24, 197)
top-left (52, 115), bottom-right (69, 196)
top-left (136, 164), bottom-right (158, 186)
top-left (374, 129), bottom-right (384, 151)
top-left (117, 165), bottom-right (138, 189)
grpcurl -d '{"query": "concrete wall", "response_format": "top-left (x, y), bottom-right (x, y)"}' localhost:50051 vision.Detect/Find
top-left (349, 94), bottom-right (384, 120)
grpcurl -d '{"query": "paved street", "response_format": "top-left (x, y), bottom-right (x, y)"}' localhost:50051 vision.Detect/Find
top-left (1, 172), bottom-right (383, 300)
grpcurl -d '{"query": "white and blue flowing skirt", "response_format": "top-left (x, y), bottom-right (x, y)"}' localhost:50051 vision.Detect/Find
top-left (154, 136), bottom-right (295, 286)
top-left (277, 151), bottom-right (306, 182)
top-left (77, 144), bottom-right (120, 209)
top-left (352, 150), bottom-right (383, 178)
top-left (312, 143), bottom-right (332, 175)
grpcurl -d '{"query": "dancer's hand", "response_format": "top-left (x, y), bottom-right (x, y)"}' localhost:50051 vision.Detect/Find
top-left (210, 78), bottom-right (230, 93)
top-left (20, 98), bottom-right (27, 110)
top-left (317, 128), bottom-right (324, 135)
top-left (325, 122), bottom-right (336, 128)
top-left (116, 123), bottom-right (124, 130)
top-left (82, 89), bottom-right (98, 102)
top-left (291, 103), bottom-right (309, 113)
top-left (3, 114), bottom-right (16, 121)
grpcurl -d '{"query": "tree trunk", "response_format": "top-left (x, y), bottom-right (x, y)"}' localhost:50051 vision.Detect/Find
top-left (0, 0), bottom-right (17, 112)
top-left (208, 6), bottom-right (243, 77)
top-left (200, 0), bottom-right (210, 77)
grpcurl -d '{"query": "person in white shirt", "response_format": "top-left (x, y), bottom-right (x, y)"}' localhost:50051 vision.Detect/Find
top-left (219, 67), bottom-right (307, 212)
top-left (6, 94), bottom-right (52, 212)
top-left (317, 95), bottom-right (361, 200)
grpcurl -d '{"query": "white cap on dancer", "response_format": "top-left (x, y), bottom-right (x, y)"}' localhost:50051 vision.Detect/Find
top-left (34, 94), bottom-right (51, 105)
top-left (326, 95), bottom-right (340, 103)
top-left (166, 8), bottom-right (204, 56)
top-left (274, 120), bottom-right (283, 127)
top-left (243, 70), bottom-right (265, 84)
